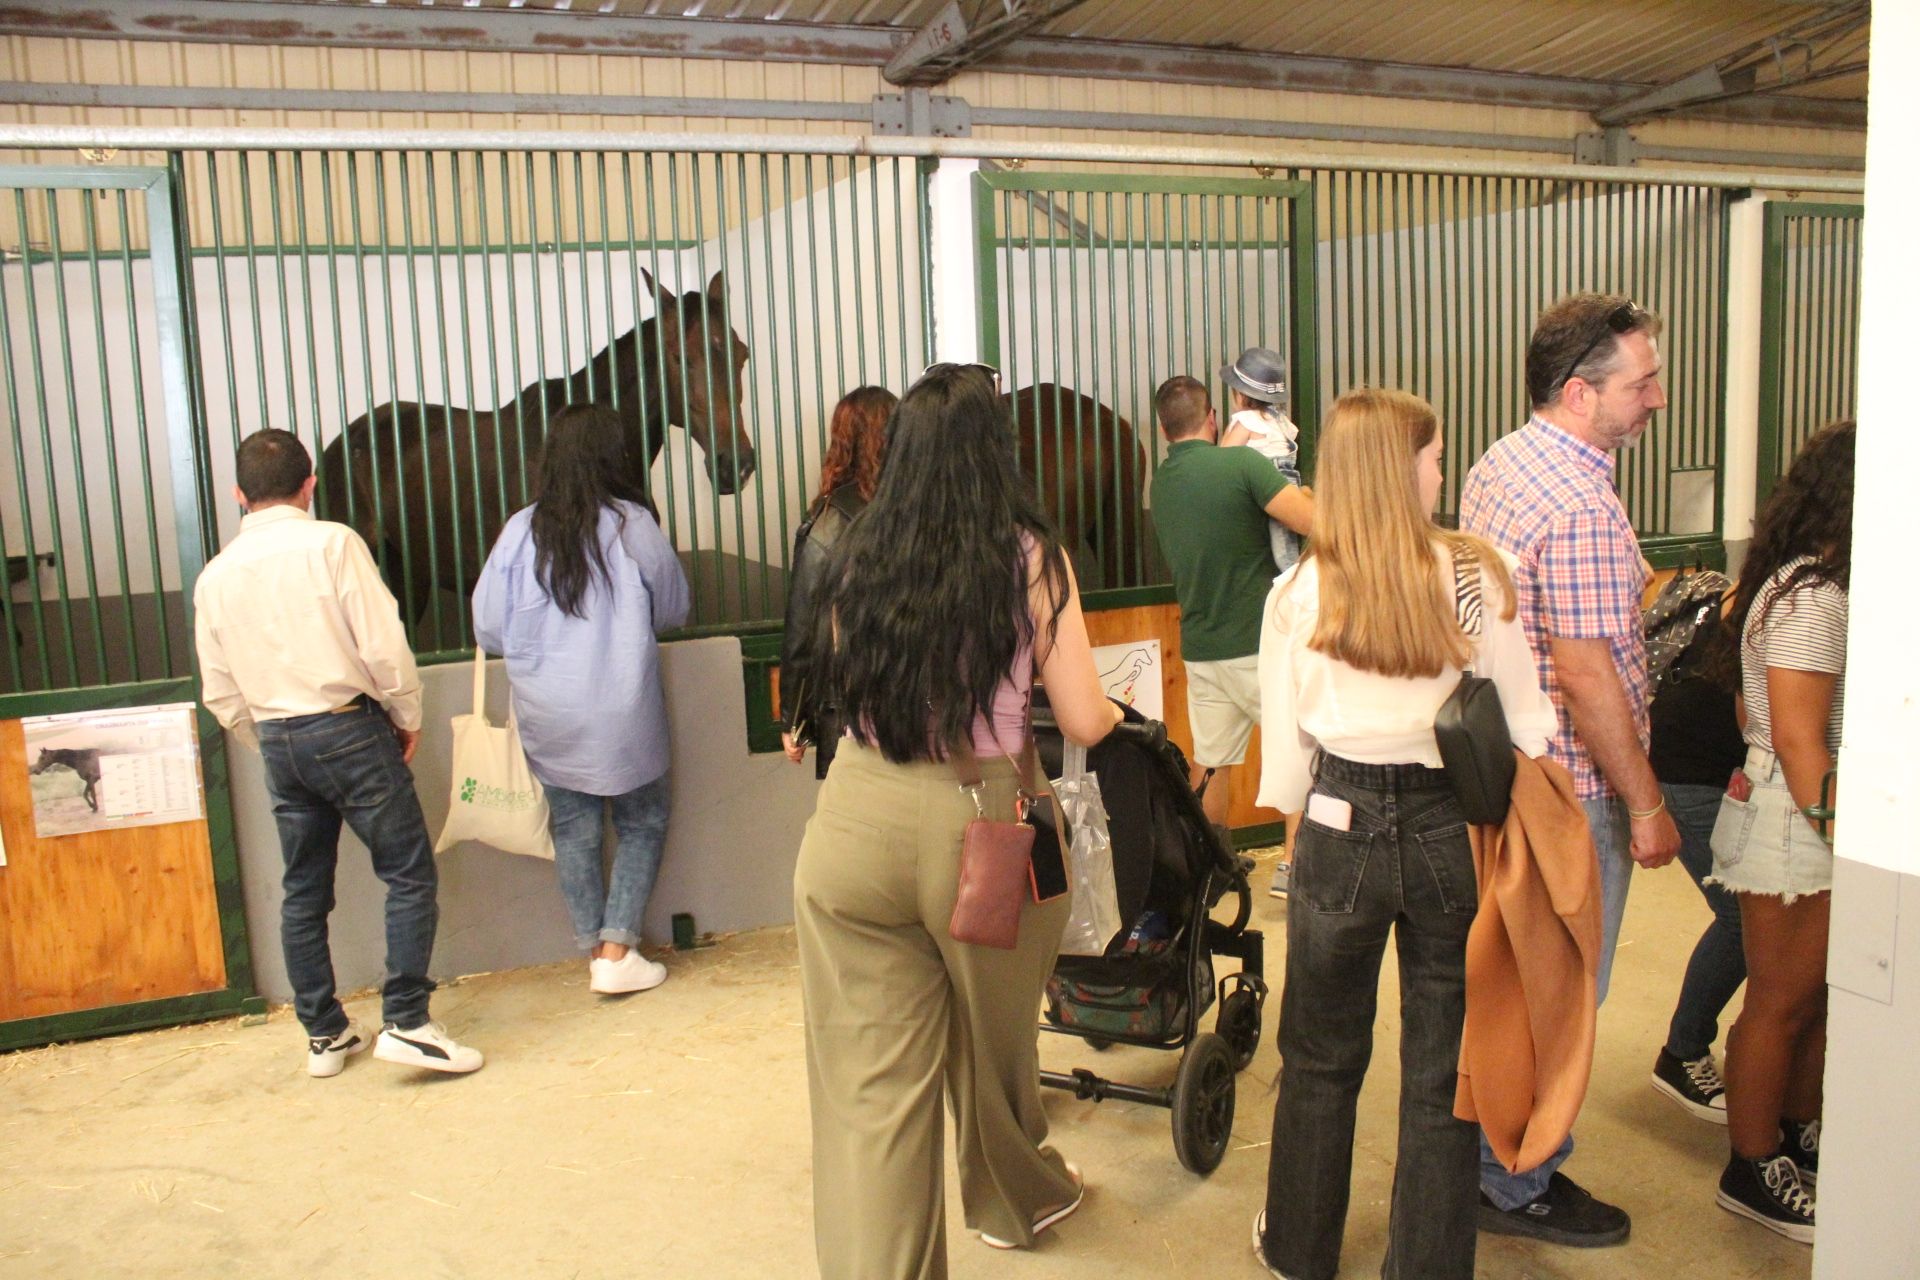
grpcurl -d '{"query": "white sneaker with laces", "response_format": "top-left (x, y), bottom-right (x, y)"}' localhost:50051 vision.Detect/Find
top-left (980, 1161), bottom-right (1083, 1249)
top-left (590, 950), bottom-right (668, 995)
top-left (307, 1021), bottom-right (372, 1078)
top-left (374, 1021), bottom-right (484, 1074)
top-left (1251, 1210), bottom-right (1302, 1279)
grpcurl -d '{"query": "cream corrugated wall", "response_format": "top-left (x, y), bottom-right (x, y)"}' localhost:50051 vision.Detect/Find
top-left (0, 34), bottom-right (1863, 166)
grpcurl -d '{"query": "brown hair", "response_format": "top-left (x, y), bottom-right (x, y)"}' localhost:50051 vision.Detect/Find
top-left (813, 386), bottom-right (897, 509)
top-left (1526, 292), bottom-right (1665, 409)
top-left (1154, 375), bottom-right (1212, 440)
top-left (1299, 388), bottom-right (1515, 679)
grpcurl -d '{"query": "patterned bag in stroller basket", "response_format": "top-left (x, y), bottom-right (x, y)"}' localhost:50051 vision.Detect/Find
top-left (1044, 915), bottom-right (1214, 1040)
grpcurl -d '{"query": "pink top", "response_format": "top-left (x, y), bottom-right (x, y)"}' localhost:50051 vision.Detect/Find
top-left (967, 636), bottom-right (1034, 759)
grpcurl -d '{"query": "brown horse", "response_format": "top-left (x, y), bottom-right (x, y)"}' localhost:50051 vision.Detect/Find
top-left (315, 269), bottom-right (756, 622)
top-left (1006, 383), bottom-right (1149, 592)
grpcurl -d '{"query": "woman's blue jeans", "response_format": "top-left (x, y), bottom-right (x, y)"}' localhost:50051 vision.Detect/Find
top-left (1662, 781), bottom-right (1747, 1060)
top-left (546, 775), bottom-right (671, 951)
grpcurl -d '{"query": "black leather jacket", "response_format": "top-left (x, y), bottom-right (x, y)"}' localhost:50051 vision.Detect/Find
top-left (780, 484), bottom-right (866, 779)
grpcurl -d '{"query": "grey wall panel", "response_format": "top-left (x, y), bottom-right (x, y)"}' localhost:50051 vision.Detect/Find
top-left (232, 636), bottom-right (817, 1002)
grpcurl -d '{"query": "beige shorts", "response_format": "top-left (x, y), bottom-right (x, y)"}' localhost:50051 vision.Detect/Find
top-left (1185, 654), bottom-right (1261, 767)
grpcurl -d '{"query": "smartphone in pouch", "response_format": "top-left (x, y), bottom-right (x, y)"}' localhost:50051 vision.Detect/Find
top-left (1029, 804), bottom-right (1070, 903)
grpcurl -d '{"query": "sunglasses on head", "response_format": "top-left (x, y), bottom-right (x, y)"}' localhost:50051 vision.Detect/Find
top-left (1555, 301), bottom-right (1647, 394)
top-left (915, 362), bottom-right (1003, 394)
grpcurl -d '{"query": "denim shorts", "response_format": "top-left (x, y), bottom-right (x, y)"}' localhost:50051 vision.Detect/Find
top-left (1707, 746), bottom-right (1832, 903)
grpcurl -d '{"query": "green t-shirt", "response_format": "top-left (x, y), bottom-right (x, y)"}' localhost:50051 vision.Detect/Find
top-left (1151, 438), bottom-right (1291, 661)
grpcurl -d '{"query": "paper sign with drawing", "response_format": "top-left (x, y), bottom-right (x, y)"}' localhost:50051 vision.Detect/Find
top-left (1091, 639), bottom-right (1163, 721)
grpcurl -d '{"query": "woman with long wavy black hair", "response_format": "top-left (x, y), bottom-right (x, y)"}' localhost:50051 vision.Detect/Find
top-left (1708, 419), bottom-right (1854, 1244)
top-left (473, 403), bottom-right (689, 996)
top-left (793, 364), bottom-right (1121, 1278)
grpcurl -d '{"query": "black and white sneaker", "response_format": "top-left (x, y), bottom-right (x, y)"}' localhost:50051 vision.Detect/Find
top-left (1781, 1117), bottom-right (1820, 1191)
top-left (1477, 1173), bottom-right (1631, 1247)
top-left (374, 1021), bottom-right (484, 1074)
top-left (306, 1021), bottom-right (372, 1078)
top-left (1717, 1153), bottom-right (1814, 1244)
top-left (1651, 1048), bottom-right (1728, 1124)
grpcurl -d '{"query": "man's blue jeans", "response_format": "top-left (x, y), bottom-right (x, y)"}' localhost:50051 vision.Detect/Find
top-left (1662, 782), bottom-right (1747, 1059)
top-left (546, 775), bottom-right (671, 951)
top-left (1478, 794), bottom-right (1633, 1209)
top-left (258, 700), bottom-right (439, 1039)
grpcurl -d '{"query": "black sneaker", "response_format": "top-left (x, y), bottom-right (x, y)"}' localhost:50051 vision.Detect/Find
top-left (1477, 1172), bottom-right (1631, 1247)
top-left (1717, 1153), bottom-right (1814, 1244)
top-left (1781, 1117), bottom-right (1820, 1191)
top-left (1651, 1048), bottom-right (1728, 1124)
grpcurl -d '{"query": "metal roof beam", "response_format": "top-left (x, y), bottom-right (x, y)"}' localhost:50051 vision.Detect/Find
top-left (884, 0), bottom-right (1090, 87)
top-left (1593, 2), bottom-right (1870, 126)
top-left (0, 0), bottom-right (1865, 131)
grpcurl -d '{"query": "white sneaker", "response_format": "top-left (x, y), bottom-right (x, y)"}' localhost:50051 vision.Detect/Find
top-left (590, 950), bottom-right (668, 995)
top-left (306, 1021), bottom-right (372, 1078)
top-left (374, 1021), bottom-right (484, 1074)
top-left (980, 1162), bottom-right (1083, 1248)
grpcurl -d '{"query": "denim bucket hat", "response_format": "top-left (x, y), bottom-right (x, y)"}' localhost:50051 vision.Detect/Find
top-left (1220, 346), bottom-right (1289, 406)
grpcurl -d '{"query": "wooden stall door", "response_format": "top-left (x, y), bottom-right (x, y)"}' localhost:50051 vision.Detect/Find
top-left (0, 720), bottom-right (228, 1022)
top-left (1084, 602), bottom-right (1281, 839)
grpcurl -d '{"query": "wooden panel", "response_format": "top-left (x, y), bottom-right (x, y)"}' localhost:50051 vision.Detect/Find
top-left (1085, 602), bottom-right (1280, 831)
top-left (0, 719), bottom-right (227, 1021)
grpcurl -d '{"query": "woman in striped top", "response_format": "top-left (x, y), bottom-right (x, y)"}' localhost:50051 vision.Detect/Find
top-left (1707, 419), bottom-right (1854, 1244)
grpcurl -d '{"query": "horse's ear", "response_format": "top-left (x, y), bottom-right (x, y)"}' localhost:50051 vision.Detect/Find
top-left (706, 269), bottom-right (726, 301)
top-left (640, 268), bottom-right (676, 309)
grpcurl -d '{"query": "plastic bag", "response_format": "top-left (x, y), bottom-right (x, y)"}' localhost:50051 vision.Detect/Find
top-left (1052, 740), bottom-right (1122, 957)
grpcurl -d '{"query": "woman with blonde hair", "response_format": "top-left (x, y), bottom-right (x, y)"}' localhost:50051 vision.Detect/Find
top-left (1253, 388), bottom-right (1555, 1280)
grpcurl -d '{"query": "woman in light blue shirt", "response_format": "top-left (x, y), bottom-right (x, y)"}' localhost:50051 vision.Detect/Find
top-left (473, 403), bottom-right (690, 995)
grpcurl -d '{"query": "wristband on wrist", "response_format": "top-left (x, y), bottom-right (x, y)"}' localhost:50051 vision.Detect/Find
top-left (1627, 798), bottom-right (1667, 821)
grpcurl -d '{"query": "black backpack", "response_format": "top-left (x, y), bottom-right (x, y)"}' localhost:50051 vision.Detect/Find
top-left (1642, 567), bottom-right (1731, 688)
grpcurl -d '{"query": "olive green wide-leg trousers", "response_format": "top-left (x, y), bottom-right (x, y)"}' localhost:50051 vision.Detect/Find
top-left (795, 739), bottom-right (1078, 1280)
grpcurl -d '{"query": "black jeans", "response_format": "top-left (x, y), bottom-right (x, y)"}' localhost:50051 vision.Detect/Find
top-left (1662, 781), bottom-right (1747, 1061)
top-left (257, 700), bottom-right (439, 1038)
top-left (1262, 756), bottom-right (1479, 1280)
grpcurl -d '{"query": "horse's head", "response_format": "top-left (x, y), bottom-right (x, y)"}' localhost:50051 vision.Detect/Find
top-left (27, 749), bottom-right (57, 775)
top-left (639, 268), bottom-right (757, 496)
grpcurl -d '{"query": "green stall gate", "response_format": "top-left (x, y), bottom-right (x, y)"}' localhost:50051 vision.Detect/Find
top-left (0, 140), bottom-right (1851, 753)
top-left (0, 163), bottom-right (260, 1050)
top-left (1758, 200), bottom-right (1863, 507)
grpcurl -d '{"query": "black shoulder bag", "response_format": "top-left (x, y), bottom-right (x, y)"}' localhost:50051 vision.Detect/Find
top-left (1433, 544), bottom-right (1516, 825)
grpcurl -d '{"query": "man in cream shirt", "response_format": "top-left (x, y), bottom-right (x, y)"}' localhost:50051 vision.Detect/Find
top-left (195, 428), bottom-right (481, 1078)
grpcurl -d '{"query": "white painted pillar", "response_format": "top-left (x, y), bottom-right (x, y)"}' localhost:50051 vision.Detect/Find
top-left (926, 157), bottom-right (983, 365)
top-left (1814, 4), bottom-right (1920, 1276)
top-left (1720, 194), bottom-right (1766, 554)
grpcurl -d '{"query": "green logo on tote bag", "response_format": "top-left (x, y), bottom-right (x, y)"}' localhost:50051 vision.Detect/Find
top-left (459, 776), bottom-right (537, 811)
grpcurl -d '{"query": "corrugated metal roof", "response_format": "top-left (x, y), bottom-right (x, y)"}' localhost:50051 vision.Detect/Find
top-left (91, 1), bottom-right (1880, 104)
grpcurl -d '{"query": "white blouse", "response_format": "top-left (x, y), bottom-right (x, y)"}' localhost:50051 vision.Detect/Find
top-left (1256, 544), bottom-right (1557, 814)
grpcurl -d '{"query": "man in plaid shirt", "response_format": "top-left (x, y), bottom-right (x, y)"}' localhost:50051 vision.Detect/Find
top-left (1460, 292), bottom-right (1682, 1248)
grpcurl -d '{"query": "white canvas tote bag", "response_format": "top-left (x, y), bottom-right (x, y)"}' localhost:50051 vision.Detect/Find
top-left (434, 650), bottom-right (556, 859)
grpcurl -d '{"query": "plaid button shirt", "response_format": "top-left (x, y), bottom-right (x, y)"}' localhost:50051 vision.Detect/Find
top-left (1459, 417), bottom-right (1650, 800)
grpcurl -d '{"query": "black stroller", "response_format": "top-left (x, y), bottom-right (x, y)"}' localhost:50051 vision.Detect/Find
top-left (1032, 698), bottom-right (1267, 1175)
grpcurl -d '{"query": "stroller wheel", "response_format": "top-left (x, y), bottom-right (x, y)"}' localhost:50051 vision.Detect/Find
top-left (1216, 989), bottom-right (1262, 1071)
top-left (1171, 1032), bottom-right (1236, 1175)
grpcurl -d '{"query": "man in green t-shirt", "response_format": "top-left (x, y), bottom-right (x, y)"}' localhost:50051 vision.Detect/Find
top-left (1150, 376), bottom-right (1314, 830)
